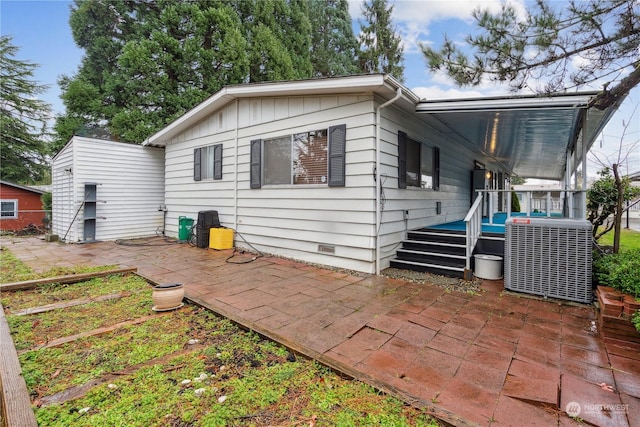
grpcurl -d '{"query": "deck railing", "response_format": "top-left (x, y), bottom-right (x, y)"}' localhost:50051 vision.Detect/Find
top-left (463, 188), bottom-right (588, 275)
top-left (464, 194), bottom-right (484, 272)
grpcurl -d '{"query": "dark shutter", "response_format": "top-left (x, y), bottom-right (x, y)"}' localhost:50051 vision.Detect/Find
top-left (194, 148), bottom-right (202, 181)
top-left (433, 146), bottom-right (440, 191)
top-left (397, 131), bottom-right (407, 189)
top-left (250, 139), bottom-right (262, 189)
top-left (213, 144), bottom-right (223, 180)
top-left (328, 124), bottom-right (346, 187)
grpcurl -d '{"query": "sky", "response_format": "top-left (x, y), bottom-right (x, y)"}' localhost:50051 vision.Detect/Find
top-left (1, 0), bottom-right (638, 178)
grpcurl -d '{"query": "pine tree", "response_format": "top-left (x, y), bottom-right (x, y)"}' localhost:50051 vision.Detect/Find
top-left (0, 36), bottom-right (51, 184)
top-left (309, 0), bottom-right (360, 77)
top-left (243, 0), bottom-right (312, 82)
top-left (358, 0), bottom-right (404, 82)
top-left (55, 0), bottom-right (249, 147)
top-left (421, 0), bottom-right (640, 109)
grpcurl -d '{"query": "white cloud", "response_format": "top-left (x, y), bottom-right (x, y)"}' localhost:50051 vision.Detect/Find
top-left (410, 85), bottom-right (484, 100)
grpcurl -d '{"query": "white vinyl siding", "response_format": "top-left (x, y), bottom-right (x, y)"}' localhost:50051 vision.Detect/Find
top-left (51, 137), bottom-right (165, 242)
top-left (164, 95), bottom-right (377, 272)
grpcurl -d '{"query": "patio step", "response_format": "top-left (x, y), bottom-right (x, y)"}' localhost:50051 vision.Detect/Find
top-left (390, 226), bottom-right (505, 278)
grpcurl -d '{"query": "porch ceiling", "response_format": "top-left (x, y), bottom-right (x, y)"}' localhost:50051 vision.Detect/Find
top-left (415, 93), bottom-right (620, 181)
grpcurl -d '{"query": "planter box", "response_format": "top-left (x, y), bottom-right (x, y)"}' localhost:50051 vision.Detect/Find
top-left (596, 286), bottom-right (640, 347)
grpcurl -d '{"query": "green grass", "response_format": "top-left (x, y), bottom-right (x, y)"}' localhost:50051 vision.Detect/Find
top-left (597, 227), bottom-right (640, 251)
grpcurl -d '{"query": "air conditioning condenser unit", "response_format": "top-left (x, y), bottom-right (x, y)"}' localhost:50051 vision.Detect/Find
top-left (505, 217), bottom-right (592, 303)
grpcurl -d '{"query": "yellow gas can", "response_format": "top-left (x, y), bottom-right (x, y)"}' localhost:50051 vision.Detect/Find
top-left (209, 227), bottom-right (234, 250)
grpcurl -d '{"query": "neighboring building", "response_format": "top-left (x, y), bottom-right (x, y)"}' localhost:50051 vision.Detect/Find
top-left (0, 180), bottom-right (47, 232)
top-left (51, 137), bottom-right (165, 242)
top-left (513, 183), bottom-right (563, 215)
top-left (143, 74), bottom-right (618, 274)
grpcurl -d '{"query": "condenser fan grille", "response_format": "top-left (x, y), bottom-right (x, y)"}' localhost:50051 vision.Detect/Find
top-left (505, 218), bottom-right (592, 303)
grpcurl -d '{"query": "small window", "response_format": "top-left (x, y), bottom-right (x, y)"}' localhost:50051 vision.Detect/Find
top-left (398, 131), bottom-right (439, 190)
top-left (194, 144), bottom-right (223, 181)
top-left (1, 200), bottom-right (18, 218)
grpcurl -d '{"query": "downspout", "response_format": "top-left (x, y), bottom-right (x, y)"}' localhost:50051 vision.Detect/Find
top-left (375, 87), bottom-right (402, 275)
top-left (234, 99), bottom-right (240, 230)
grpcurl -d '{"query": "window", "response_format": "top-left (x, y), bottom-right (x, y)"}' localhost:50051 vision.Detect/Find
top-left (398, 131), bottom-right (439, 190)
top-left (1, 200), bottom-right (17, 218)
top-left (261, 130), bottom-right (328, 185)
top-left (250, 124), bottom-right (346, 188)
top-left (194, 144), bottom-right (222, 181)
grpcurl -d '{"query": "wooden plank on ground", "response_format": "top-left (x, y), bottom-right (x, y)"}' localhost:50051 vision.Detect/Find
top-left (20, 313), bottom-right (171, 354)
top-left (0, 267), bottom-right (137, 291)
top-left (12, 292), bottom-right (124, 316)
top-left (0, 302), bottom-right (38, 427)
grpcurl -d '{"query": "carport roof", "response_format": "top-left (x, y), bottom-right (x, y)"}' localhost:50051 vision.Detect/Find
top-left (416, 92), bottom-right (622, 180)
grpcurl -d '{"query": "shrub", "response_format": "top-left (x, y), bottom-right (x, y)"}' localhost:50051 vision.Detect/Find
top-left (511, 191), bottom-right (520, 212)
top-left (633, 311), bottom-right (640, 333)
top-left (593, 249), bottom-right (640, 298)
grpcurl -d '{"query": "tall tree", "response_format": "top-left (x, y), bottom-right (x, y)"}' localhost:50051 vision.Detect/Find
top-left (421, 0), bottom-right (640, 109)
top-left (358, 0), bottom-right (404, 82)
top-left (55, 0), bottom-right (249, 148)
top-left (0, 36), bottom-right (51, 184)
top-left (242, 0), bottom-right (313, 82)
top-left (309, 0), bottom-right (360, 77)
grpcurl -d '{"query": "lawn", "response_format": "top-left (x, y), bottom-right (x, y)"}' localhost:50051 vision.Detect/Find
top-left (1, 248), bottom-right (441, 427)
top-left (596, 227), bottom-right (640, 251)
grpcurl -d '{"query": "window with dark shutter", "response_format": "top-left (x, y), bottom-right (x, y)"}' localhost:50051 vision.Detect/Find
top-left (397, 131), bottom-right (407, 189)
top-left (250, 139), bottom-right (262, 189)
top-left (213, 144), bottom-right (223, 180)
top-left (194, 148), bottom-right (202, 181)
top-left (328, 124), bottom-right (346, 187)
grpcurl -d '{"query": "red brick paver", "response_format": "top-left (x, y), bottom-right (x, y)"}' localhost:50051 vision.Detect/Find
top-left (2, 236), bottom-right (638, 427)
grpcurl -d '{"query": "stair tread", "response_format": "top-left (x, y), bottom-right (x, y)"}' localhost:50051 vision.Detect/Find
top-left (396, 249), bottom-right (466, 260)
top-left (390, 259), bottom-right (465, 272)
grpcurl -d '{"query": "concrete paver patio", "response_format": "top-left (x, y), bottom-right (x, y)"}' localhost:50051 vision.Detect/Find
top-left (2, 236), bottom-right (638, 426)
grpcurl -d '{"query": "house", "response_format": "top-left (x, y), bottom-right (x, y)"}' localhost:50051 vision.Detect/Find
top-left (51, 137), bottom-right (165, 242)
top-left (144, 74), bottom-right (620, 275)
top-left (512, 183), bottom-right (563, 215)
top-left (0, 180), bottom-right (47, 232)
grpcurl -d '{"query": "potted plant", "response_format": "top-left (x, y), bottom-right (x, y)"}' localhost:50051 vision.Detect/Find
top-left (594, 249), bottom-right (640, 344)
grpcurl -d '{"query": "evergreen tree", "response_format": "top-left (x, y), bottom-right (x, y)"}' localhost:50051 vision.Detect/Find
top-left (0, 36), bottom-right (51, 184)
top-left (55, 0), bottom-right (249, 148)
top-left (243, 0), bottom-right (312, 82)
top-left (421, 0), bottom-right (640, 109)
top-left (358, 0), bottom-right (404, 82)
top-left (309, 0), bottom-right (360, 77)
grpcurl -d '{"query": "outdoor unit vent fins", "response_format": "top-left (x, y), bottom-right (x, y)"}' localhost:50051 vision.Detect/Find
top-left (505, 217), bottom-right (592, 303)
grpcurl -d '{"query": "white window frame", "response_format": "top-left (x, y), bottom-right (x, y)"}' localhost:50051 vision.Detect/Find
top-left (0, 199), bottom-right (18, 219)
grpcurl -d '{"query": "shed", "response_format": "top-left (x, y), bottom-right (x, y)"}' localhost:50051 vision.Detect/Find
top-left (51, 137), bottom-right (165, 242)
top-left (0, 181), bottom-right (47, 232)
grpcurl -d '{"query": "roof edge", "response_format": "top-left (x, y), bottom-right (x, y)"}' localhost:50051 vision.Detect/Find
top-left (144, 74), bottom-right (418, 146)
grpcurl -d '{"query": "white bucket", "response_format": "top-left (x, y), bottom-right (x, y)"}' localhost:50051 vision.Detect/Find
top-left (474, 254), bottom-right (503, 280)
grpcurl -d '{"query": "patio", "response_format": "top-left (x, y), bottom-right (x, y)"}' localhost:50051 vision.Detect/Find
top-left (2, 236), bottom-right (638, 426)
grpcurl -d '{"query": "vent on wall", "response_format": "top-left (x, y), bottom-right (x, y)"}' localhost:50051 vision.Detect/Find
top-left (318, 244), bottom-right (336, 254)
top-left (505, 217), bottom-right (592, 303)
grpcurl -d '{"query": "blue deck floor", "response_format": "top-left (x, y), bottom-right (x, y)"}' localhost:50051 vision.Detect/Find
top-left (428, 212), bottom-right (563, 234)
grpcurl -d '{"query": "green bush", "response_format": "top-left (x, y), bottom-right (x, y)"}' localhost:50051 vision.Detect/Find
top-left (511, 191), bottom-right (520, 212)
top-left (633, 311), bottom-right (640, 333)
top-left (593, 249), bottom-right (640, 298)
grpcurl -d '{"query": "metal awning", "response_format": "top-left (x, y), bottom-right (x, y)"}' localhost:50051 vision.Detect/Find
top-left (416, 92), bottom-right (621, 180)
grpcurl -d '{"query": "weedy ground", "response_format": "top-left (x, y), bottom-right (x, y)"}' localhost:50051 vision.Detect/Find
top-left (1, 248), bottom-right (441, 427)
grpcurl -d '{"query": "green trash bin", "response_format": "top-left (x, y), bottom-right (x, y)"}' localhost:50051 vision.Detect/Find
top-left (178, 216), bottom-right (194, 241)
